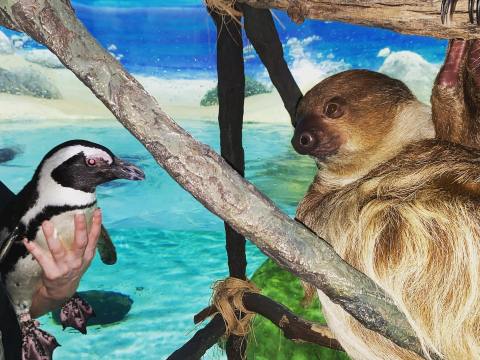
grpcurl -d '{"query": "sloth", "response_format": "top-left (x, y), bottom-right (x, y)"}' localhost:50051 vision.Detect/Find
top-left (293, 39), bottom-right (480, 359)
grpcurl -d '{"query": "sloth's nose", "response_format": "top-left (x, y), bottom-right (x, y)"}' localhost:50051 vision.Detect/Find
top-left (292, 131), bottom-right (317, 155)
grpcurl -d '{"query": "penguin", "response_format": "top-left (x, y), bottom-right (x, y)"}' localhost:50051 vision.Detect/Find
top-left (0, 174), bottom-right (118, 360)
top-left (0, 139), bottom-right (145, 360)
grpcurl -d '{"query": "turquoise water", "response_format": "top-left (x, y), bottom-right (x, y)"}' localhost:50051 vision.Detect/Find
top-left (0, 118), bottom-right (315, 359)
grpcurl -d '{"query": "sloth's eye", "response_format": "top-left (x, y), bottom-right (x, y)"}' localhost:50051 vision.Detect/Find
top-left (324, 97), bottom-right (345, 119)
top-left (325, 103), bottom-right (339, 117)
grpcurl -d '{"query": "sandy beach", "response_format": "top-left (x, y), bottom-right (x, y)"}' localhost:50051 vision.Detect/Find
top-left (0, 44), bottom-right (440, 127)
top-left (0, 52), bottom-right (298, 126)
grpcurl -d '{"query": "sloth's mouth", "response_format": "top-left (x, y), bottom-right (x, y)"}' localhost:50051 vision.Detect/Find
top-left (309, 136), bottom-right (341, 160)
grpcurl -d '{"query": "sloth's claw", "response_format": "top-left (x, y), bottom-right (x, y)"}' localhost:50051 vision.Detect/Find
top-left (436, 39), bottom-right (468, 87)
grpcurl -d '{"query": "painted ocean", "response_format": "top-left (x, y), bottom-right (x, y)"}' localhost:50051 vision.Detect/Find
top-left (0, 1), bottom-right (448, 359)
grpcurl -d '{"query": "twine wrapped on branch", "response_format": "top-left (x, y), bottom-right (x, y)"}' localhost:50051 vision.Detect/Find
top-left (205, 0), bottom-right (242, 18)
top-left (210, 277), bottom-right (260, 337)
top-left (193, 277), bottom-right (344, 353)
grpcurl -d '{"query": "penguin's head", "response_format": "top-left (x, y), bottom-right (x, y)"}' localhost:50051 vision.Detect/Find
top-left (36, 140), bottom-right (145, 193)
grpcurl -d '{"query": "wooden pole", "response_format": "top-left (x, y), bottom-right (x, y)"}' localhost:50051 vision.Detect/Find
top-left (241, 4), bottom-right (302, 125)
top-left (208, 8), bottom-right (248, 359)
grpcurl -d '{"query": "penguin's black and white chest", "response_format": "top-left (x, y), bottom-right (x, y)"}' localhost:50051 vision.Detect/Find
top-left (4, 205), bottom-right (97, 313)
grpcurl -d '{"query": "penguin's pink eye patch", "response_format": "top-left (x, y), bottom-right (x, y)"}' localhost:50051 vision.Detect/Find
top-left (86, 158), bottom-right (96, 166)
top-left (83, 149), bottom-right (113, 167)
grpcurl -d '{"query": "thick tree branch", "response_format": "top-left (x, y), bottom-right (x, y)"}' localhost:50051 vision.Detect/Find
top-left (193, 293), bottom-right (344, 351)
top-left (236, 0), bottom-right (480, 39)
top-left (0, 0), bottom-right (426, 357)
top-left (243, 292), bottom-right (343, 351)
top-left (167, 314), bottom-right (226, 360)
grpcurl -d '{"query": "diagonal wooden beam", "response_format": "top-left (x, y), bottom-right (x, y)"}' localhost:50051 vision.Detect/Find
top-left (241, 4), bottom-right (302, 125)
top-left (236, 0), bottom-right (480, 39)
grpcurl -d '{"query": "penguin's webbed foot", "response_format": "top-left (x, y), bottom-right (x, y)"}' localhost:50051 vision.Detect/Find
top-left (60, 293), bottom-right (95, 334)
top-left (20, 316), bottom-right (59, 360)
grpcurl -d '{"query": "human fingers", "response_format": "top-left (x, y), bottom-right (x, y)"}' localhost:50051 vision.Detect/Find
top-left (23, 238), bottom-right (55, 277)
top-left (42, 221), bottom-right (66, 262)
top-left (71, 213), bottom-right (88, 259)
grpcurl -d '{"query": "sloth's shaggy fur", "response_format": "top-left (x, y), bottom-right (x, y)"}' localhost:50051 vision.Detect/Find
top-left (296, 70), bottom-right (480, 359)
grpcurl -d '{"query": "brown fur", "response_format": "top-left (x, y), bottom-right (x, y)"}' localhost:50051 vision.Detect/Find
top-left (295, 70), bottom-right (480, 359)
top-left (295, 70), bottom-right (417, 181)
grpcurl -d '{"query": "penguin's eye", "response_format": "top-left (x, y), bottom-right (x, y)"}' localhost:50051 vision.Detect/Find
top-left (324, 97), bottom-right (345, 119)
top-left (86, 158), bottom-right (96, 167)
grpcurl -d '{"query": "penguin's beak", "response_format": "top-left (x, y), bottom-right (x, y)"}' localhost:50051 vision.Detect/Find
top-left (110, 158), bottom-right (145, 181)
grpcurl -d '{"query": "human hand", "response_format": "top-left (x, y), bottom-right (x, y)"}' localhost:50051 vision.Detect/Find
top-left (25, 209), bottom-right (102, 317)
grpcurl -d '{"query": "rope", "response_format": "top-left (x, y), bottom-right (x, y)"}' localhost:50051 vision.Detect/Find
top-left (211, 277), bottom-right (260, 337)
top-left (204, 0), bottom-right (243, 19)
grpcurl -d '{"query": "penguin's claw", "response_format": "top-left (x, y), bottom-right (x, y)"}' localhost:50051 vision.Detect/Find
top-left (21, 318), bottom-right (59, 360)
top-left (60, 294), bottom-right (95, 334)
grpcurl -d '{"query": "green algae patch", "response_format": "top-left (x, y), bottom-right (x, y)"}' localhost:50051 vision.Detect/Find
top-left (247, 259), bottom-right (350, 360)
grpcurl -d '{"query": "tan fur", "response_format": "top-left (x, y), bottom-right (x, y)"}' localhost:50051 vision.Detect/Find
top-left (298, 142), bottom-right (480, 359)
top-left (295, 70), bottom-right (480, 359)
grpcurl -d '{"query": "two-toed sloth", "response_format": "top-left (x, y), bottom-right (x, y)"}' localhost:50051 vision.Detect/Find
top-left (293, 40), bottom-right (480, 359)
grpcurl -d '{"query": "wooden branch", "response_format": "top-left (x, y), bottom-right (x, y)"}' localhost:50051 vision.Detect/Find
top-left (0, 0), bottom-right (427, 357)
top-left (208, 8), bottom-right (248, 359)
top-left (193, 293), bottom-right (344, 351)
top-left (194, 305), bottom-right (218, 324)
top-left (243, 292), bottom-right (343, 351)
top-left (236, 0), bottom-right (480, 39)
top-left (167, 314), bottom-right (226, 360)
top-left (208, 6), bottom-right (247, 285)
top-left (241, 4), bottom-right (302, 124)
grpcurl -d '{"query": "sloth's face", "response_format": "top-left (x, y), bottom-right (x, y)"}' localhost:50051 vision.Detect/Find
top-left (292, 70), bottom-right (412, 168)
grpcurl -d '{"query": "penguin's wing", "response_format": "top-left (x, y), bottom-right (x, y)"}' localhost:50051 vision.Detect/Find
top-left (97, 225), bottom-right (117, 265)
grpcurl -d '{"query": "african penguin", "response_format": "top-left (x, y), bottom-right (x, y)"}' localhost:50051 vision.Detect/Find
top-left (0, 140), bottom-right (144, 360)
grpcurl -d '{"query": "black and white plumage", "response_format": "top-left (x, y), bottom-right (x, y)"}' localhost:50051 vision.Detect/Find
top-left (0, 140), bottom-right (144, 360)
